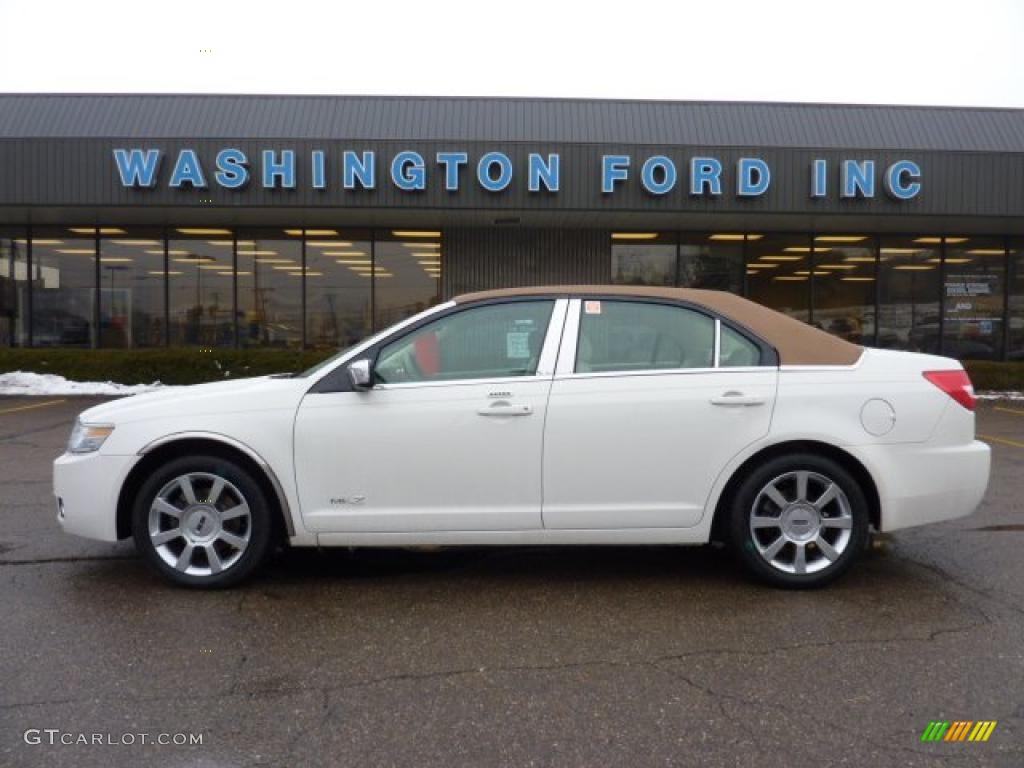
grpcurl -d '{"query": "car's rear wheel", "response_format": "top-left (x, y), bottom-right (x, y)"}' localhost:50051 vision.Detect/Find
top-left (728, 453), bottom-right (869, 588)
top-left (132, 454), bottom-right (273, 588)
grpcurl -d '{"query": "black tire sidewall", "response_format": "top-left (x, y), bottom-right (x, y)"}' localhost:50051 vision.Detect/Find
top-left (729, 453), bottom-right (870, 589)
top-left (132, 454), bottom-right (272, 588)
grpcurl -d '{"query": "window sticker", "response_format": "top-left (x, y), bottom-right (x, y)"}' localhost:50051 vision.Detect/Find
top-left (584, 300), bottom-right (602, 315)
top-left (506, 331), bottom-right (531, 359)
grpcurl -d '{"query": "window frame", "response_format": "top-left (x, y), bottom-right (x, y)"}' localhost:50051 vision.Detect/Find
top-left (309, 297), bottom-right (568, 393)
top-left (555, 296), bottom-right (777, 378)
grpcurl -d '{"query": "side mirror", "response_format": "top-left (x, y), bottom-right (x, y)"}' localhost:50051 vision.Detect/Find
top-left (347, 358), bottom-right (374, 391)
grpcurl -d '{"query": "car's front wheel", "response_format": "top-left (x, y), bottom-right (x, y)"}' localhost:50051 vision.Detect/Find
top-left (728, 453), bottom-right (870, 588)
top-left (132, 454), bottom-right (273, 588)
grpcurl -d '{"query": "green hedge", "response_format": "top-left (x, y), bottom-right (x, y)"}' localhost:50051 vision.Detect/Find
top-left (0, 348), bottom-right (336, 386)
top-left (962, 361), bottom-right (1024, 393)
top-left (1, 349), bottom-right (1022, 390)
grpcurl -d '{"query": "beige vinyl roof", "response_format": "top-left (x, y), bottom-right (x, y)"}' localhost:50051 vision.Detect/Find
top-left (454, 285), bottom-right (863, 367)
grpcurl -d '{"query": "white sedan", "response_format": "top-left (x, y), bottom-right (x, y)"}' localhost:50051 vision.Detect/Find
top-left (54, 286), bottom-right (990, 589)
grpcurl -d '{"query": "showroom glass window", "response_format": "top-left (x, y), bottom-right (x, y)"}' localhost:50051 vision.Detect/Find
top-left (375, 300), bottom-right (554, 384)
top-left (745, 234), bottom-right (811, 324)
top-left (236, 230), bottom-right (302, 348)
top-left (610, 233), bottom-right (676, 286)
top-left (877, 236), bottom-right (941, 353)
top-left (303, 229), bottom-right (373, 348)
top-left (1010, 240), bottom-right (1024, 361)
top-left (0, 229), bottom-right (29, 346)
top-left (98, 229), bottom-right (165, 348)
top-left (575, 300), bottom-right (715, 373)
top-left (374, 231), bottom-right (442, 330)
top-left (168, 229), bottom-right (235, 346)
top-left (942, 237), bottom-right (1005, 360)
top-left (31, 228), bottom-right (96, 347)
top-left (812, 235), bottom-right (877, 345)
top-left (679, 233), bottom-right (744, 293)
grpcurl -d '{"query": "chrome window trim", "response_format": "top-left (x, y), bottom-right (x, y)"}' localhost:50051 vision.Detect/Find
top-left (555, 298), bottom-right (582, 376)
top-left (713, 318), bottom-right (721, 368)
top-left (554, 365), bottom-right (776, 382)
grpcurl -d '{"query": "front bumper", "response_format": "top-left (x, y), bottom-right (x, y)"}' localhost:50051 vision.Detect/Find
top-left (848, 439), bottom-right (990, 532)
top-left (53, 451), bottom-right (138, 542)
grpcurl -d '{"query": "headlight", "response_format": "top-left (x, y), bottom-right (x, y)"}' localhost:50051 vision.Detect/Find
top-left (67, 419), bottom-right (115, 454)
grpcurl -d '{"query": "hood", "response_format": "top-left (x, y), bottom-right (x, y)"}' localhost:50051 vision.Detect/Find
top-left (77, 375), bottom-right (308, 425)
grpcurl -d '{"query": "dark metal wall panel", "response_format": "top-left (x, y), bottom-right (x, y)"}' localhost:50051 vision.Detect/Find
top-left (444, 228), bottom-right (608, 297)
top-left (2, 137), bottom-right (1024, 220)
top-left (2, 95), bottom-right (1024, 152)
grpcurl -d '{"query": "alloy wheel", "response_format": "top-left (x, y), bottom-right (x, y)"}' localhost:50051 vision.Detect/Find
top-left (748, 470), bottom-right (854, 575)
top-left (147, 472), bottom-right (252, 577)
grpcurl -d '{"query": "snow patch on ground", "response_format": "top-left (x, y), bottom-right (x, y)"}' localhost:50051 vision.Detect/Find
top-left (977, 391), bottom-right (1024, 401)
top-left (0, 371), bottom-right (166, 396)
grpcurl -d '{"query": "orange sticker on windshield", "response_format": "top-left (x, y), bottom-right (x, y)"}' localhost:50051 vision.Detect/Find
top-left (584, 300), bottom-right (602, 314)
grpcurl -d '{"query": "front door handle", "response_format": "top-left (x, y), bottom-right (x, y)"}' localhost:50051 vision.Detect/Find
top-left (478, 402), bottom-right (533, 417)
top-left (710, 391), bottom-right (766, 407)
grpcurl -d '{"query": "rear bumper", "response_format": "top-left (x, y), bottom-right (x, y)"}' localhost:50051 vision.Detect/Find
top-left (848, 439), bottom-right (990, 532)
top-left (53, 451), bottom-right (137, 542)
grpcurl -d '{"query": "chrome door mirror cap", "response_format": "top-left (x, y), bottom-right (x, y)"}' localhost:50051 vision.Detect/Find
top-left (348, 358), bottom-right (374, 391)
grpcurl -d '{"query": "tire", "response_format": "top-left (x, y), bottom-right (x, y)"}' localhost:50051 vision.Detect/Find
top-left (132, 454), bottom-right (273, 588)
top-left (728, 453), bottom-right (870, 589)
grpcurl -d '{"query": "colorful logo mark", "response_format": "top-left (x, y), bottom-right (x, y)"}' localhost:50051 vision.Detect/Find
top-left (921, 721), bottom-right (997, 742)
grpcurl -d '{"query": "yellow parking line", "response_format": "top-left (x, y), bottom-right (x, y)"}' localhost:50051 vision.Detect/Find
top-left (0, 398), bottom-right (67, 415)
top-left (994, 406), bottom-right (1024, 417)
top-left (979, 433), bottom-right (1024, 449)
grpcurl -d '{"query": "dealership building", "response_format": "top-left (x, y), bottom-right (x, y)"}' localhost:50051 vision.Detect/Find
top-left (0, 93), bottom-right (1022, 359)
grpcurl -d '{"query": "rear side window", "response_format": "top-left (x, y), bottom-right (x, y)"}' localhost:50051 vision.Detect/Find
top-left (375, 300), bottom-right (555, 383)
top-left (576, 300), bottom-right (714, 373)
top-left (719, 325), bottom-right (762, 367)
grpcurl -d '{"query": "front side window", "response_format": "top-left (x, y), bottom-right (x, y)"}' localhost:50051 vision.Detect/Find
top-left (375, 300), bottom-right (555, 384)
top-left (575, 300), bottom-right (714, 373)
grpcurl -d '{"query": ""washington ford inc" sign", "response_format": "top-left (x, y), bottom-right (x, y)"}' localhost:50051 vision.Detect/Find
top-left (113, 148), bottom-right (922, 200)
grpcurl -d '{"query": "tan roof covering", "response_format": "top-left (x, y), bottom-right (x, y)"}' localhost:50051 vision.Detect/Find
top-left (454, 285), bottom-right (863, 366)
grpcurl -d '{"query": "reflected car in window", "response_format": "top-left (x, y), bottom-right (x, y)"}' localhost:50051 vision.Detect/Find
top-left (54, 286), bottom-right (990, 589)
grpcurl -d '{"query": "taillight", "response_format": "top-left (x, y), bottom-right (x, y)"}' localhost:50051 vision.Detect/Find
top-left (923, 370), bottom-right (977, 411)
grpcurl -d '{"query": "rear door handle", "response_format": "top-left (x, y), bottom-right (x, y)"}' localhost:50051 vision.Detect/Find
top-left (710, 391), bottom-right (766, 407)
top-left (478, 403), bottom-right (533, 417)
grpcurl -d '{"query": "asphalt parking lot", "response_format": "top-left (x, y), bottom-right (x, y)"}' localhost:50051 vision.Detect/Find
top-left (0, 396), bottom-right (1022, 767)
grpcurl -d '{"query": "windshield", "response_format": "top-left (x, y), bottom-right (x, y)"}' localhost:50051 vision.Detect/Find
top-left (295, 344), bottom-right (358, 378)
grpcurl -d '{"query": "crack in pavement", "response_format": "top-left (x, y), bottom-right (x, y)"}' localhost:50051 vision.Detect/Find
top-left (0, 617), bottom-right (993, 713)
top-left (0, 554), bottom-right (135, 566)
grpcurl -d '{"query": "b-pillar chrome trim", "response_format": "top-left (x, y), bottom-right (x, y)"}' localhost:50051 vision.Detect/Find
top-left (137, 431), bottom-right (296, 537)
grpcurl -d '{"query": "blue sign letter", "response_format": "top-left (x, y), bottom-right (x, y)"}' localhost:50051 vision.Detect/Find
top-left (884, 160), bottom-right (921, 200)
top-left (214, 148), bottom-right (249, 189)
top-left (602, 155), bottom-right (630, 193)
top-left (841, 160), bottom-right (875, 198)
top-left (811, 159), bottom-right (827, 198)
top-left (640, 156), bottom-right (677, 195)
top-left (528, 153), bottom-right (560, 192)
top-left (690, 157), bottom-right (722, 196)
top-left (311, 150), bottom-right (326, 190)
top-left (262, 150), bottom-right (296, 189)
top-left (392, 151), bottom-right (426, 191)
top-left (169, 149), bottom-right (207, 189)
top-left (113, 148), bottom-right (162, 188)
top-left (436, 152), bottom-right (468, 191)
top-left (478, 152), bottom-right (513, 192)
top-left (343, 151), bottom-right (376, 190)
top-left (737, 158), bottom-right (770, 196)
